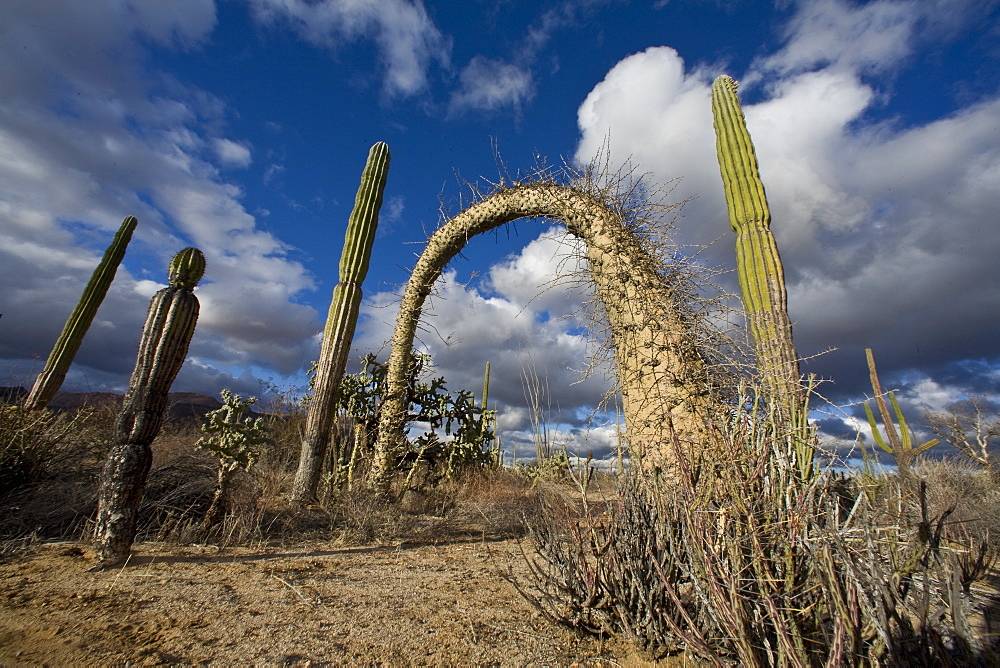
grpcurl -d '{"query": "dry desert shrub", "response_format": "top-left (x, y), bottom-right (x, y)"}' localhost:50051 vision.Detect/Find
top-left (512, 398), bottom-right (1000, 666)
top-left (868, 458), bottom-right (1000, 554)
top-left (0, 401), bottom-right (116, 542)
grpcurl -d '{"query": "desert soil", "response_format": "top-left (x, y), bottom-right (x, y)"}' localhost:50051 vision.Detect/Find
top-left (0, 537), bottom-right (652, 666)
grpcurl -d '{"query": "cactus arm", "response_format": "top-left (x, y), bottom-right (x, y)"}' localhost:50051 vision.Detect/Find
top-left (891, 392), bottom-right (912, 450)
top-left (711, 76), bottom-right (803, 425)
top-left (866, 348), bottom-right (903, 451)
top-left (23, 216), bottom-right (138, 411)
top-left (481, 361), bottom-right (490, 414)
top-left (291, 142), bottom-right (390, 504)
top-left (863, 348), bottom-right (939, 475)
top-left (890, 392), bottom-right (940, 455)
top-left (864, 401), bottom-right (894, 454)
top-left (480, 361), bottom-right (491, 446)
top-left (93, 247), bottom-right (205, 569)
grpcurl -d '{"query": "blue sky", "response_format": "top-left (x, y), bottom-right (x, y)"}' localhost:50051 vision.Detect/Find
top-left (2, 0), bottom-right (998, 463)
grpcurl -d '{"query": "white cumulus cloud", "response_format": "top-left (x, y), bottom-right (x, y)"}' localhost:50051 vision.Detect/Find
top-left (449, 57), bottom-right (535, 114)
top-left (213, 138), bottom-right (252, 169)
top-left (573, 0), bottom-right (1000, 408)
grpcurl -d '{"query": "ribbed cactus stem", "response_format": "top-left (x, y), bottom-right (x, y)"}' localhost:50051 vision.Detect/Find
top-left (712, 77), bottom-right (804, 421)
top-left (481, 361), bottom-right (491, 445)
top-left (291, 142), bottom-right (390, 504)
top-left (23, 216), bottom-right (138, 411)
top-left (712, 75), bottom-right (812, 479)
top-left (93, 247), bottom-right (205, 569)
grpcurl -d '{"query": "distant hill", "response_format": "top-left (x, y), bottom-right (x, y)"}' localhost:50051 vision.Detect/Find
top-left (0, 388), bottom-right (230, 422)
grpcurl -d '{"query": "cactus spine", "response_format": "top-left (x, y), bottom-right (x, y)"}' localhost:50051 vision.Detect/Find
top-left (291, 142), bottom-right (390, 504)
top-left (712, 76), bottom-right (807, 458)
top-left (92, 247), bottom-right (205, 569)
top-left (23, 216), bottom-right (138, 411)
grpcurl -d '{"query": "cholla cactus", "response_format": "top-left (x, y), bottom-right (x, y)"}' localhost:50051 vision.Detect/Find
top-left (291, 141), bottom-right (390, 503)
top-left (23, 216), bottom-right (138, 411)
top-left (92, 247), bottom-right (205, 569)
top-left (197, 389), bottom-right (273, 532)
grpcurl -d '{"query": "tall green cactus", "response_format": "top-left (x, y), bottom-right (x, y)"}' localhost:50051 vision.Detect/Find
top-left (92, 247), bottom-right (205, 569)
top-left (290, 142), bottom-right (390, 504)
top-left (23, 216), bottom-right (138, 411)
top-left (712, 75), bottom-right (811, 478)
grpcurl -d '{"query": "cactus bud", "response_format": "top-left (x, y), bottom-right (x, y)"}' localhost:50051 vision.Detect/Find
top-left (168, 247), bottom-right (206, 290)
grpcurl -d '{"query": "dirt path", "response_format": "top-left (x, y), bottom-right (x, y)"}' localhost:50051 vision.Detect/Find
top-left (0, 539), bottom-right (646, 666)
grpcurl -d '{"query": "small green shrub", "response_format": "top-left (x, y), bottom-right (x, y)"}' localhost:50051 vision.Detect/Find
top-left (195, 389), bottom-right (274, 533)
top-left (515, 451), bottom-right (571, 484)
top-left (337, 353), bottom-right (497, 491)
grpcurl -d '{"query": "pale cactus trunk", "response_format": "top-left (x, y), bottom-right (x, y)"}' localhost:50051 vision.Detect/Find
top-left (291, 142), bottom-right (390, 503)
top-left (23, 216), bottom-right (138, 411)
top-left (370, 183), bottom-right (714, 490)
top-left (92, 248), bottom-right (205, 569)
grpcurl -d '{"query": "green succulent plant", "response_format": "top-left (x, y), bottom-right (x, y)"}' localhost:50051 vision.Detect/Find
top-left (23, 216), bottom-right (138, 411)
top-left (291, 142), bottom-right (390, 503)
top-left (93, 247), bottom-right (205, 569)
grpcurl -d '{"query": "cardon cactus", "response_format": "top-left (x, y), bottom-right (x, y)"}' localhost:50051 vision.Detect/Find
top-left (291, 141), bottom-right (390, 503)
top-left (23, 216), bottom-right (138, 411)
top-left (92, 247), bottom-right (205, 569)
top-left (712, 75), bottom-right (810, 474)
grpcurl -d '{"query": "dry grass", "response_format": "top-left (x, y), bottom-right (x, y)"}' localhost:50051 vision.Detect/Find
top-left (6, 395), bottom-right (1000, 666)
top-left (0, 404), bottom-right (555, 554)
top-left (905, 458), bottom-right (1000, 552)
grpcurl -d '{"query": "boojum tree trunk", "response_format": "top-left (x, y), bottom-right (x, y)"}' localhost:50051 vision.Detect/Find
top-left (370, 182), bottom-right (715, 491)
top-left (290, 142), bottom-right (390, 504)
top-left (23, 216), bottom-right (138, 411)
top-left (92, 248), bottom-right (205, 569)
top-left (712, 75), bottom-right (811, 478)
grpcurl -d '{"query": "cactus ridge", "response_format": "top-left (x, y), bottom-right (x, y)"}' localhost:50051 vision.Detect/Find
top-left (712, 75), bottom-right (770, 233)
top-left (95, 247), bottom-right (205, 567)
top-left (116, 285), bottom-right (201, 444)
top-left (712, 74), bottom-right (811, 477)
top-left (340, 141), bottom-right (390, 282)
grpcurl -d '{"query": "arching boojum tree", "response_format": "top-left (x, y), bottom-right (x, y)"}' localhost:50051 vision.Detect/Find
top-left (370, 180), bottom-right (718, 490)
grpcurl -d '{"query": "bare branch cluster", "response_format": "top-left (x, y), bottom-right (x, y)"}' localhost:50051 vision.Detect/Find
top-left (925, 396), bottom-right (1000, 476)
top-left (511, 386), bottom-right (1000, 665)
